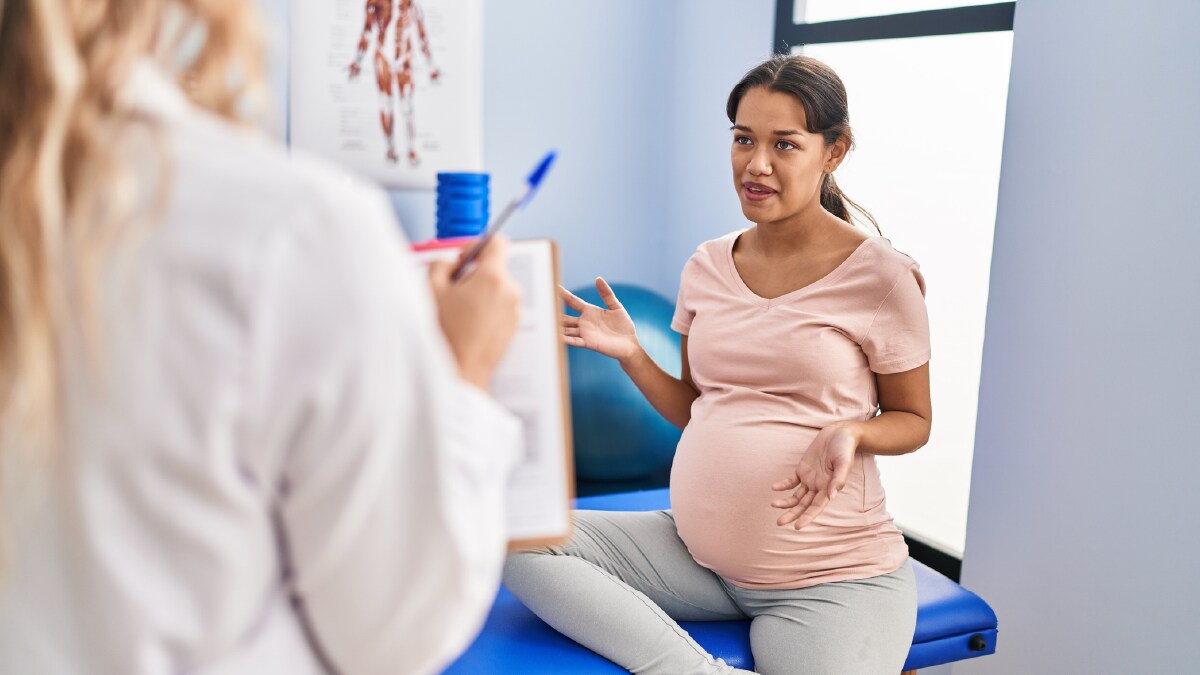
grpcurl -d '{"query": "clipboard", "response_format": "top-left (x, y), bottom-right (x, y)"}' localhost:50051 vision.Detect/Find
top-left (411, 238), bottom-right (575, 550)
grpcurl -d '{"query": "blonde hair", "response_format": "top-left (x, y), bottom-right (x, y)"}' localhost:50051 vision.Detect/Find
top-left (0, 0), bottom-right (267, 551)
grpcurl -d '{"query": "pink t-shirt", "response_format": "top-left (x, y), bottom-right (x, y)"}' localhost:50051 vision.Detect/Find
top-left (670, 231), bottom-right (930, 590)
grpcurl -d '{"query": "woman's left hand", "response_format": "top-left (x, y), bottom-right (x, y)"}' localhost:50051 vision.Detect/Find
top-left (771, 423), bottom-right (860, 529)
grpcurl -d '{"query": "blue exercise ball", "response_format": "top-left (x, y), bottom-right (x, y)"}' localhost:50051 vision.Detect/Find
top-left (567, 283), bottom-right (682, 481)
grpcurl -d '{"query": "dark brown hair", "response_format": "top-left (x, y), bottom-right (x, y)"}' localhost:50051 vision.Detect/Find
top-left (727, 54), bottom-right (880, 234)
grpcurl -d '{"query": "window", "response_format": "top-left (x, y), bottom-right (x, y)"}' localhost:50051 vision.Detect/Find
top-left (796, 0), bottom-right (1008, 26)
top-left (775, 1), bottom-right (1016, 568)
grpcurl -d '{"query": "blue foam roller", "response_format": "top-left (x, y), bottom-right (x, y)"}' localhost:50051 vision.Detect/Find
top-left (436, 172), bottom-right (489, 183)
top-left (436, 223), bottom-right (487, 236)
top-left (437, 183), bottom-right (489, 193)
top-left (437, 202), bottom-right (489, 220)
top-left (437, 194), bottom-right (489, 206)
top-left (436, 217), bottom-right (488, 229)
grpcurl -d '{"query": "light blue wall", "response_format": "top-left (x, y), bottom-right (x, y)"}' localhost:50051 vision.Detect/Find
top-left (958, 0), bottom-right (1200, 672)
top-left (662, 0), bottom-right (774, 297)
top-left (259, 0), bottom-right (773, 299)
top-left (472, 0), bottom-right (675, 296)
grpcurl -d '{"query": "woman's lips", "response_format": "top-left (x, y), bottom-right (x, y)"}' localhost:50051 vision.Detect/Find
top-left (743, 182), bottom-right (776, 202)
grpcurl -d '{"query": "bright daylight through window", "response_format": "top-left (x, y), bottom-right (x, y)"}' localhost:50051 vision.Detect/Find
top-left (790, 3), bottom-right (1014, 557)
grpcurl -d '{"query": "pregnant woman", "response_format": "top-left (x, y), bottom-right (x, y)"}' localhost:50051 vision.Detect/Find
top-left (503, 54), bottom-right (932, 675)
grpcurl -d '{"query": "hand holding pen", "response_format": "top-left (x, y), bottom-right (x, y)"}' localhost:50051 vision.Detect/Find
top-left (429, 150), bottom-right (557, 389)
top-left (428, 236), bottom-right (521, 390)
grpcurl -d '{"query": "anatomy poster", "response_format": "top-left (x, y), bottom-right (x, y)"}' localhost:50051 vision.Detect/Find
top-left (289, 0), bottom-right (483, 189)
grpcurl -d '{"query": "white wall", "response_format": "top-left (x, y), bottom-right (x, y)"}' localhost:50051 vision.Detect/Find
top-left (958, 0), bottom-right (1200, 672)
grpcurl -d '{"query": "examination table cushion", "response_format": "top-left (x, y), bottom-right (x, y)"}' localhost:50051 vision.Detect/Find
top-left (443, 488), bottom-right (997, 673)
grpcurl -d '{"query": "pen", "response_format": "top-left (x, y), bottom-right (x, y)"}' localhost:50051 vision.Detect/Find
top-left (450, 150), bottom-right (557, 282)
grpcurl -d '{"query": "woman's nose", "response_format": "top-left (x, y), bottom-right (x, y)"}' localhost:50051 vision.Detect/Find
top-left (748, 149), bottom-right (772, 176)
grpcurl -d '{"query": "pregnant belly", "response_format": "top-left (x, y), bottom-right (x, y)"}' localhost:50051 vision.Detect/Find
top-left (669, 420), bottom-right (886, 587)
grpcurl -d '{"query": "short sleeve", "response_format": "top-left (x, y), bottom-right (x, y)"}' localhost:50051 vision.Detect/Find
top-left (861, 263), bottom-right (931, 374)
top-left (671, 257), bottom-right (698, 335)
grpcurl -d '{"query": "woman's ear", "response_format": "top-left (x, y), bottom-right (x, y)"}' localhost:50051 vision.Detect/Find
top-left (824, 136), bottom-right (850, 173)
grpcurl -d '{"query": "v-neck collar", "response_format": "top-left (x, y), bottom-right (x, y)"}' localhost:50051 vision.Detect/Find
top-left (724, 231), bottom-right (877, 309)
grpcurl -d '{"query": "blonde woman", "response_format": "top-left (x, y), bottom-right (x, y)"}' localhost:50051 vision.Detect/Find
top-left (0, 2), bottom-right (523, 673)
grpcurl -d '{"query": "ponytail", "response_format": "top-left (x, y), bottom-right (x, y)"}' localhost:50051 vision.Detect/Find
top-left (821, 174), bottom-right (880, 235)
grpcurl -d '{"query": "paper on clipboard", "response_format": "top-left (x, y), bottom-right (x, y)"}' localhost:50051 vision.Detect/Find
top-left (411, 238), bottom-right (574, 549)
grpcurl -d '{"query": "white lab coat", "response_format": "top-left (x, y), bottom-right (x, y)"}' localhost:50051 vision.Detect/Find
top-left (0, 62), bottom-right (521, 674)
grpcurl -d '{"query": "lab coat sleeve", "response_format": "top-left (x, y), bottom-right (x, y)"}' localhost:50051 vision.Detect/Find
top-left (245, 178), bottom-right (522, 675)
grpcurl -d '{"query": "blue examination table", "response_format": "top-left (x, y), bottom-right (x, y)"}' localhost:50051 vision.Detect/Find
top-left (444, 488), bottom-right (998, 673)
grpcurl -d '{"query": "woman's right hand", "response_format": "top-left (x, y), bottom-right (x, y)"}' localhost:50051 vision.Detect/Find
top-left (559, 278), bottom-right (640, 363)
top-left (428, 237), bottom-right (522, 390)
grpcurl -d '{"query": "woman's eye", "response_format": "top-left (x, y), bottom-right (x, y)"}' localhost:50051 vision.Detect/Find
top-left (775, 140), bottom-right (796, 151)
top-left (734, 136), bottom-right (753, 146)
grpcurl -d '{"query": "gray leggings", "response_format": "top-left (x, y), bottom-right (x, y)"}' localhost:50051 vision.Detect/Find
top-left (503, 510), bottom-right (916, 675)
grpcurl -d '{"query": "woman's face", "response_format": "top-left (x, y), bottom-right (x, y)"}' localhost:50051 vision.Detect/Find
top-left (730, 86), bottom-right (841, 227)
